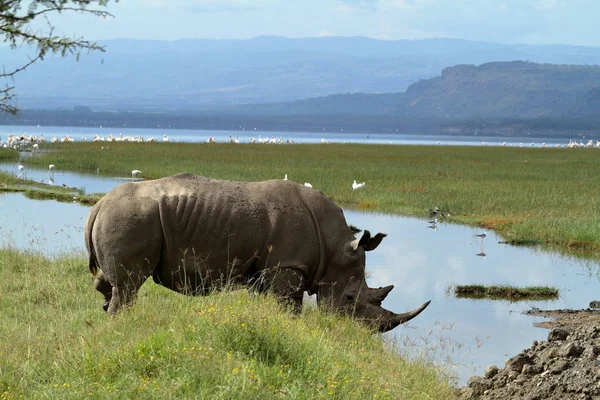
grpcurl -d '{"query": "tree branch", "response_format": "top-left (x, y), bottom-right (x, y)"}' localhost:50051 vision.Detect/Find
top-left (1, 0), bottom-right (116, 113)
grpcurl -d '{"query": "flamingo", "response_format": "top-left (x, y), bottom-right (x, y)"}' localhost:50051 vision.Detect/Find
top-left (48, 164), bottom-right (55, 176)
top-left (284, 174), bottom-right (288, 181)
top-left (132, 170), bottom-right (142, 179)
top-left (304, 182), bottom-right (312, 188)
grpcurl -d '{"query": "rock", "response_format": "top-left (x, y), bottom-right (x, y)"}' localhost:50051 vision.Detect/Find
top-left (559, 342), bottom-right (584, 358)
top-left (522, 363), bottom-right (544, 375)
top-left (589, 300), bottom-right (600, 309)
top-left (463, 324), bottom-right (600, 400)
top-left (467, 376), bottom-right (492, 397)
top-left (548, 327), bottom-right (570, 342)
top-left (505, 353), bottom-right (533, 373)
top-left (550, 359), bottom-right (570, 374)
top-left (484, 365), bottom-right (499, 379)
top-left (539, 347), bottom-right (558, 363)
top-left (582, 345), bottom-right (599, 359)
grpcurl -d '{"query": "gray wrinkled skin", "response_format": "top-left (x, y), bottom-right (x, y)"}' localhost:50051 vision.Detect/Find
top-left (84, 173), bottom-right (429, 332)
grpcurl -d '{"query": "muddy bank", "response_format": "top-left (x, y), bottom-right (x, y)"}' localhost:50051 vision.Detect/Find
top-left (525, 307), bottom-right (600, 330)
top-left (461, 310), bottom-right (600, 399)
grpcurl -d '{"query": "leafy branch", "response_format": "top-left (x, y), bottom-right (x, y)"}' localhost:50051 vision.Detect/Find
top-left (1, 0), bottom-right (115, 113)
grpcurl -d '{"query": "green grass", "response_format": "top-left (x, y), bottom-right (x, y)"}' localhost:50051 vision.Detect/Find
top-left (0, 249), bottom-right (457, 399)
top-left (15, 141), bottom-right (600, 254)
top-left (453, 284), bottom-right (559, 301)
top-left (0, 148), bottom-right (19, 161)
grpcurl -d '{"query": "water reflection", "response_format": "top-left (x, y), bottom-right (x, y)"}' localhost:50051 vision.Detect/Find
top-left (0, 192), bottom-right (89, 256)
top-left (345, 211), bottom-right (600, 384)
top-left (1, 191), bottom-right (599, 385)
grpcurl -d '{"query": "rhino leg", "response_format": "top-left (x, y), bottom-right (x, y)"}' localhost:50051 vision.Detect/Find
top-left (258, 265), bottom-right (307, 313)
top-left (93, 270), bottom-right (113, 312)
top-left (106, 270), bottom-right (150, 316)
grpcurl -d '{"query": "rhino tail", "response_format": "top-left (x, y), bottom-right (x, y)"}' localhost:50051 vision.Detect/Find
top-left (84, 204), bottom-right (101, 277)
top-left (88, 253), bottom-right (98, 277)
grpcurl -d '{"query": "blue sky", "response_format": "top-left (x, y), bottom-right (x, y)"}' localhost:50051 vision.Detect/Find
top-left (48, 0), bottom-right (599, 46)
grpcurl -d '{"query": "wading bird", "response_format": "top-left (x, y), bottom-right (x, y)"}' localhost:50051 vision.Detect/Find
top-left (132, 170), bottom-right (142, 179)
top-left (352, 180), bottom-right (365, 190)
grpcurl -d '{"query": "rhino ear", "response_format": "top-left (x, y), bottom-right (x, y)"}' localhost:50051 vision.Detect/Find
top-left (350, 230), bottom-right (370, 251)
top-left (364, 232), bottom-right (387, 251)
top-left (351, 230), bottom-right (387, 252)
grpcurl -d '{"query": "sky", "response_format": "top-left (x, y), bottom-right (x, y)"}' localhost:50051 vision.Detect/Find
top-left (28, 0), bottom-right (600, 47)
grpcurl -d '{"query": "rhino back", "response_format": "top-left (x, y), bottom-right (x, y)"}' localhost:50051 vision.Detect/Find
top-left (138, 174), bottom-right (323, 285)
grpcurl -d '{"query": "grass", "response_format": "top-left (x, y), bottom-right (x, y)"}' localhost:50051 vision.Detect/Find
top-left (453, 284), bottom-right (559, 301)
top-left (0, 248), bottom-right (457, 399)
top-left (18, 141), bottom-right (600, 256)
top-left (0, 148), bottom-right (19, 161)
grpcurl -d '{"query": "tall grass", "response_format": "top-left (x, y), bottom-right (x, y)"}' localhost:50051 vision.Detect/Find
top-left (0, 249), bottom-right (456, 399)
top-left (0, 148), bottom-right (18, 161)
top-left (23, 142), bottom-right (600, 254)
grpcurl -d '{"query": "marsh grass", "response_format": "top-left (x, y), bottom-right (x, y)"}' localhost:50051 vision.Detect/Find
top-left (19, 142), bottom-right (600, 254)
top-left (0, 249), bottom-right (457, 399)
top-left (0, 148), bottom-right (19, 161)
top-left (453, 284), bottom-right (559, 301)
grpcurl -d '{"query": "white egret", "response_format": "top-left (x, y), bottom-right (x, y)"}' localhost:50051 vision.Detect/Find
top-left (304, 182), bottom-right (312, 188)
top-left (352, 180), bottom-right (365, 190)
top-left (132, 169), bottom-right (142, 179)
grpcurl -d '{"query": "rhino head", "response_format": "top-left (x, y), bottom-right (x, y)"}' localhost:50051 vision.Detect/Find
top-left (317, 230), bottom-right (430, 333)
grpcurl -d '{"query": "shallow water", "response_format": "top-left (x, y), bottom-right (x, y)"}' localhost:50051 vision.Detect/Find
top-left (1, 173), bottom-right (598, 385)
top-left (0, 162), bottom-right (139, 194)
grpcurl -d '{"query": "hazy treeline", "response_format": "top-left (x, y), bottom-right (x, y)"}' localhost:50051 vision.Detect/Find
top-left (2, 107), bottom-right (598, 137)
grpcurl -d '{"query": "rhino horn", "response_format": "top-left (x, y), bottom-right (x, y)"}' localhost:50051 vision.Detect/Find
top-left (367, 285), bottom-right (394, 304)
top-left (378, 300), bottom-right (431, 333)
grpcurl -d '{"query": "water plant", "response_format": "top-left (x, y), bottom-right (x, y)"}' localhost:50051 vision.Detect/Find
top-left (453, 284), bottom-right (559, 301)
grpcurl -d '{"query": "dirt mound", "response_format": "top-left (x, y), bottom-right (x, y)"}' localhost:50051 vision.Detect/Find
top-left (461, 320), bottom-right (600, 399)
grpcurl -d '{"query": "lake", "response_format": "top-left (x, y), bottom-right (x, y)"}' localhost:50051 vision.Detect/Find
top-left (0, 124), bottom-right (580, 147)
top-left (1, 167), bottom-right (598, 385)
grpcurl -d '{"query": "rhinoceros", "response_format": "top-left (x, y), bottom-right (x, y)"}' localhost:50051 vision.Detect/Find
top-left (84, 173), bottom-right (430, 332)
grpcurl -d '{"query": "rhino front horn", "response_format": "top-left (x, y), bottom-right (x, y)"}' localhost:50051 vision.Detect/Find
top-left (379, 300), bottom-right (431, 333)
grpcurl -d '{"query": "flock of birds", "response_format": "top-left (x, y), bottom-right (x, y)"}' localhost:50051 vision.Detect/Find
top-left (6, 130), bottom-right (600, 150)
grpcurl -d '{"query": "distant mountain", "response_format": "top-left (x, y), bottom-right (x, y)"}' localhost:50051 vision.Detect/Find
top-left (3, 36), bottom-right (600, 111)
top-left (5, 60), bottom-right (600, 136)
top-left (230, 61), bottom-right (600, 120)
